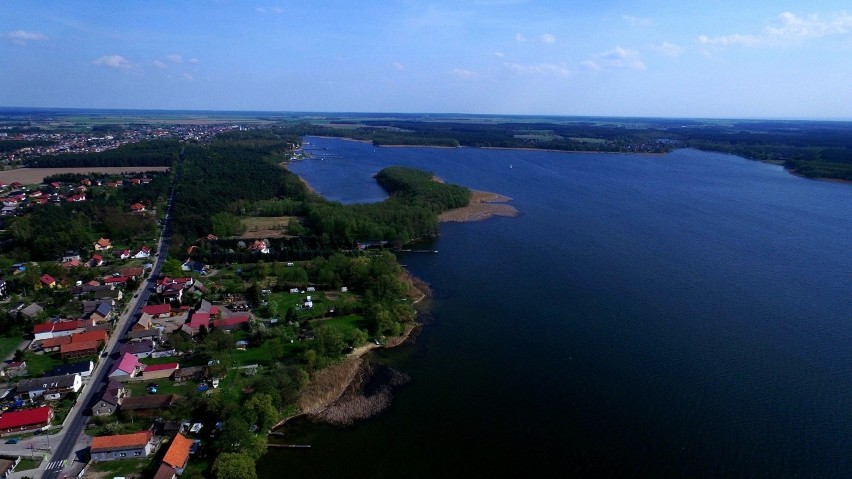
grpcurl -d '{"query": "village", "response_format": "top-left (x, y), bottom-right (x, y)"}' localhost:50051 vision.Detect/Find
top-left (0, 168), bottom-right (366, 478)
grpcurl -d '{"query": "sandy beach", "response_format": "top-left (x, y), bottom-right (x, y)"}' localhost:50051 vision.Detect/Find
top-left (439, 189), bottom-right (519, 223)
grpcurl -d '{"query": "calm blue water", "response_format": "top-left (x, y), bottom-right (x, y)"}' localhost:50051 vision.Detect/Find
top-left (260, 136), bottom-right (852, 477)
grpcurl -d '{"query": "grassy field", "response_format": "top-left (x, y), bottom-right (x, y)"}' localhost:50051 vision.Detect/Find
top-left (235, 216), bottom-right (295, 239)
top-left (15, 457), bottom-right (43, 472)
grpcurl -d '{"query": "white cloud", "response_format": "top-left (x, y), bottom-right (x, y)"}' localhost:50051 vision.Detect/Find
top-left (622, 15), bottom-right (652, 26)
top-left (183, 73), bottom-right (194, 81)
top-left (494, 51), bottom-right (505, 57)
top-left (452, 68), bottom-right (478, 80)
top-left (654, 41), bottom-right (685, 57)
top-left (698, 11), bottom-right (852, 48)
top-left (166, 54), bottom-right (183, 64)
top-left (588, 47), bottom-right (645, 70)
top-left (505, 62), bottom-right (571, 77)
top-left (393, 62), bottom-right (405, 70)
top-left (257, 6), bottom-right (284, 14)
top-left (5, 30), bottom-right (47, 44)
top-left (255, 7), bottom-right (267, 13)
top-left (514, 33), bottom-right (526, 42)
top-left (540, 33), bottom-right (556, 44)
top-left (92, 55), bottom-right (132, 69)
top-left (153, 60), bottom-right (168, 69)
top-left (189, 58), bottom-right (200, 64)
top-left (271, 7), bottom-right (284, 14)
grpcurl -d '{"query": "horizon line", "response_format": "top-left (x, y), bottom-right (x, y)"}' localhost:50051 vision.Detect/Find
top-left (0, 106), bottom-right (850, 123)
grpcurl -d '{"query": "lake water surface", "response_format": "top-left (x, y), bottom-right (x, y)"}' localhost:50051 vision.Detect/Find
top-left (259, 136), bottom-right (852, 478)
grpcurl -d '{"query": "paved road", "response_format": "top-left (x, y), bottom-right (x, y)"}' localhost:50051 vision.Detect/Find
top-left (33, 173), bottom-right (178, 479)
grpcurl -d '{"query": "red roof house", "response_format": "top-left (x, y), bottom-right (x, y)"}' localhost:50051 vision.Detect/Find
top-left (40, 274), bottom-right (56, 288)
top-left (0, 406), bottom-right (53, 436)
top-left (142, 303), bottom-right (171, 317)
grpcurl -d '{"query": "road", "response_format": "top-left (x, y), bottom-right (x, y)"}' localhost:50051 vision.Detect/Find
top-left (32, 172), bottom-right (178, 479)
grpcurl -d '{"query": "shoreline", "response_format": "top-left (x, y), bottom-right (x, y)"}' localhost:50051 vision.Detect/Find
top-left (270, 321), bottom-right (419, 432)
top-left (439, 189), bottom-right (519, 223)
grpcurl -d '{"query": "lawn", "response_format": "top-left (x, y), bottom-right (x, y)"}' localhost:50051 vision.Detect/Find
top-left (311, 314), bottom-right (369, 341)
top-left (21, 352), bottom-right (64, 376)
top-left (0, 335), bottom-right (24, 358)
top-left (15, 457), bottom-right (43, 472)
top-left (88, 456), bottom-right (151, 477)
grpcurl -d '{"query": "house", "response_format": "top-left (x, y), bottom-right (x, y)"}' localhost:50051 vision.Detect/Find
top-left (90, 430), bottom-right (155, 461)
top-left (196, 299), bottom-right (219, 316)
top-left (39, 274), bottom-right (56, 288)
top-left (89, 254), bottom-right (104, 267)
top-left (109, 353), bottom-right (143, 381)
top-left (133, 314), bottom-right (153, 331)
top-left (130, 202), bottom-right (145, 212)
top-left (60, 340), bottom-right (101, 359)
top-left (92, 381), bottom-right (125, 416)
top-left (16, 373), bottom-right (82, 400)
top-left (1, 362), bottom-right (27, 378)
top-left (62, 258), bottom-right (81, 269)
top-left (182, 312), bottom-right (210, 336)
top-left (103, 275), bottom-right (129, 286)
top-left (120, 267), bottom-right (144, 279)
top-left (126, 329), bottom-right (161, 343)
top-left (65, 193), bottom-right (86, 202)
top-left (142, 303), bottom-right (171, 318)
top-left (19, 303), bottom-right (43, 319)
top-left (89, 301), bottom-right (114, 322)
top-left (117, 249), bottom-right (131, 260)
top-left (159, 433), bottom-right (193, 476)
top-left (94, 238), bottom-right (112, 251)
top-left (39, 336), bottom-right (71, 353)
top-left (173, 366), bottom-right (206, 384)
top-left (142, 362), bottom-right (179, 381)
top-left (32, 319), bottom-right (90, 341)
top-left (50, 182), bottom-right (61, 189)
top-left (212, 315), bottom-right (250, 331)
top-left (94, 288), bottom-right (123, 301)
top-left (120, 394), bottom-right (176, 416)
top-left (45, 360), bottom-right (94, 378)
top-left (0, 406), bottom-right (53, 437)
top-left (71, 283), bottom-right (113, 297)
top-left (121, 340), bottom-right (155, 359)
top-left (247, 239), bottom-right (270, 254)
top-left (133, 246), bottom-right (151, 259)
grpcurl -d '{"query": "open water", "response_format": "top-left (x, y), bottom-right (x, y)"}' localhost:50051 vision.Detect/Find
top-left (259, 136), bottom-right (852, 478)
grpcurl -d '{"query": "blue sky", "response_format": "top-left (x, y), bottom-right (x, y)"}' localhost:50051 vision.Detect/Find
top-left (3, 0), bottom-right (851, 118)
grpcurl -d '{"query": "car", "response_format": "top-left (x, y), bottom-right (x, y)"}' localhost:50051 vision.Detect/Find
top-left (5, 437), bottom-right (19, 444)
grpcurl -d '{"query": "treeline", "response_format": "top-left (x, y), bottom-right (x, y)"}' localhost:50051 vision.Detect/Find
top-left (22, 139), bottom-right (180, 167)
top-left (0, 139), bottom-right (55, 153)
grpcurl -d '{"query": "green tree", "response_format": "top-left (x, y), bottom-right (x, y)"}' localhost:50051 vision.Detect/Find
top-left (244, 393), bottom-right (280, 432)
top-left (161, 258), bottom-right (184, 277)
top-left (213, 453), bottom-right (257, 479)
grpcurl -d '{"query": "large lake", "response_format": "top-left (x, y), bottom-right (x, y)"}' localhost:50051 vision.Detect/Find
top-left (259, 136), bottom-right (852, 477)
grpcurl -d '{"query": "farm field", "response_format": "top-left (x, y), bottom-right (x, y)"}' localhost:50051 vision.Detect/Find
top-left (0, 166), bottom-right (170, 184)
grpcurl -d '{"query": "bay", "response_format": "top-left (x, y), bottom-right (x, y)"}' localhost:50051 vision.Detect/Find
top-left (259, 136), bottom-right (852, 477)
